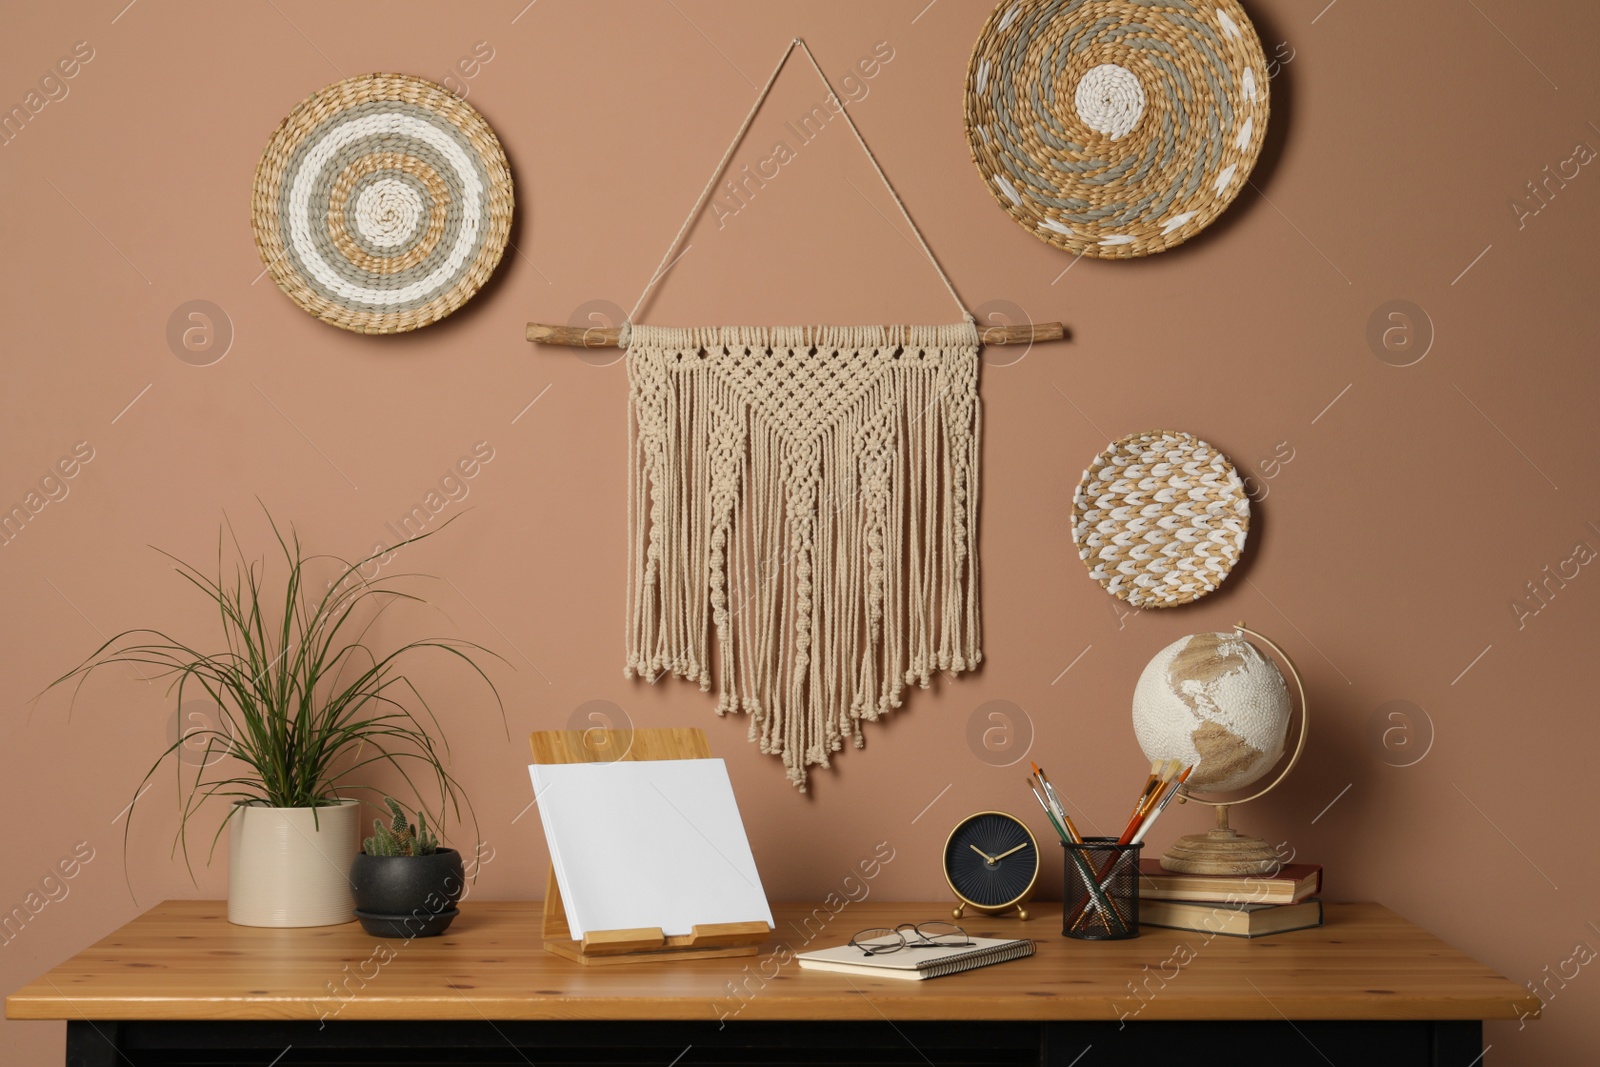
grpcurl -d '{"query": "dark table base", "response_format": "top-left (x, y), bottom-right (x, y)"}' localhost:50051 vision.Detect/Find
top-left (68, 1018), bottom-right (1484, 1067)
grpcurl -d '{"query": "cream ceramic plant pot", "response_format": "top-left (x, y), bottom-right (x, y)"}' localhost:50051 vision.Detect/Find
top-left (227, 798), bottom-right (359, 927)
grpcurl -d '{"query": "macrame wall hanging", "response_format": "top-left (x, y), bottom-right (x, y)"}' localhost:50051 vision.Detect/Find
top-left (528, 40), bottom-right (1065, 790)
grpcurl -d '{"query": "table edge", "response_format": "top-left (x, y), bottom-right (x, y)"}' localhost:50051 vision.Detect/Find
top-left (4, 900), bottom-right (1543, 1024)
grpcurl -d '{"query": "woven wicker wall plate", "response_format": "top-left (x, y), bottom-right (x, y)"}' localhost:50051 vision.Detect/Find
top-left (251, 73), bottom-right (514, 334)
top-left (965, 0), bottom-right (1270, 258)
top-left (1072, 431), bottom-right (1249, 607)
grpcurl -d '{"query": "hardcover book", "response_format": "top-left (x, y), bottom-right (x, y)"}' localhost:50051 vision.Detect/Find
top-left (1137, 861), bottom-right (1322, 905)
top-left (1139, 897), bottom-right (1324, 938)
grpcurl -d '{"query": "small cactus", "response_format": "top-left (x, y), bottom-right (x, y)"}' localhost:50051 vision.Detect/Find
top-left (362, 796), bottom-right (439, 857)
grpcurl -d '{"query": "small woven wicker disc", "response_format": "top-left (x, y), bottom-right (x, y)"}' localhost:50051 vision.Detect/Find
top-left (1072, 431), bottom-right (1250, 608)
top-left (965, 0), bottom-right (1270, 258)
top-left (252, 73), bottom-right (514, 334)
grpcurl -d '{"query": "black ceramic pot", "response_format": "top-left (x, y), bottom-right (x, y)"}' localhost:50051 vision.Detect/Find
top-left (349, 847), bottom-right (465, 921)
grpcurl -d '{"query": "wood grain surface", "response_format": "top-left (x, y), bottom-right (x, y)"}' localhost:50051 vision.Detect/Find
top-left (523, 322), bottom-right (1068, 347)
top-left (6, 900), bottom-right (1538, 1023)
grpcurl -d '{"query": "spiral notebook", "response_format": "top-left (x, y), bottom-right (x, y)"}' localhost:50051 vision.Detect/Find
top-left (795, 936), bottom-right (1035, 981)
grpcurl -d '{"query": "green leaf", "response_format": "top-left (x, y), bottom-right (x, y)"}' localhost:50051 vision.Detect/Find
top-left (39, 505), bottom-right (503, 892)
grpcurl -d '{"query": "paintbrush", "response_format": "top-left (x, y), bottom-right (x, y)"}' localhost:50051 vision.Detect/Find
top-left (1117, 758), bottom-right (1177, 845)
top-left (1129, 762), bottom-right (1197, 846)
top-left (1032, 762), bottom-right (1082, 842)
top-left (1025, 777), bottom-right (1071, 844)
top-left (1064, 761), bottom-right (1201, 934)
top-left (1145, 759), bottom-right (1183, 816)
top-left (1029, 777), bottom-right (1128, 934)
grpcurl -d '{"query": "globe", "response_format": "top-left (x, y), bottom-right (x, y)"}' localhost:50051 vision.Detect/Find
top-left (1131, 631), bottom-right (1291, 794)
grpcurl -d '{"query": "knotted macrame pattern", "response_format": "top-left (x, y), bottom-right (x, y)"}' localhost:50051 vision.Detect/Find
top-left (624, 323), bottom-right (982, 789)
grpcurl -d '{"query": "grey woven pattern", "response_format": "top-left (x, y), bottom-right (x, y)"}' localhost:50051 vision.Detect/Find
top-left (252, 73), bottom-right (513, 334)
top-left (966, 0), bottom-right (1269, 258)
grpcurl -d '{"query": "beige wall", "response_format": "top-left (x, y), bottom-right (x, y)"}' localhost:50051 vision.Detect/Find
top-left (4, 0), bottom-right (1598, 1062)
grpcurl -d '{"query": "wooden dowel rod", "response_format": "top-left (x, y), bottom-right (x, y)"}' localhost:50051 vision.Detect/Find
top-left (526, 323), bottom-right (626, 347)
top-left (984, 321), bottom-right (1066, 345)
top-left (524, 321), bottom-right (1067, 348)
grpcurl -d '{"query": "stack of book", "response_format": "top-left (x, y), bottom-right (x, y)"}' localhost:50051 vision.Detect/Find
top-left (1137, 861), bottom-right (1323, 938)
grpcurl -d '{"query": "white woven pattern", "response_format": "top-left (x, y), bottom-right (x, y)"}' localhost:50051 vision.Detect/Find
top-left (251, 73), bottom-right (514, 334)
top-left (1072, 431), bottom-right (1249, 608)
top-left (1074, 63), bottom-right (1144, 141)
top-left (285, 112), bottom-right (484, 307)
top-left (354, 178), bottom-right (424, 247)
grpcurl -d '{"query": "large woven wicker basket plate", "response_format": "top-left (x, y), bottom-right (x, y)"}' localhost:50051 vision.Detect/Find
top-left (252, 73), bottom-right (514, 334)
top-left (1072, 431), bottom-right (1250, 607)
top-left (965, 0), bottom-right (1270, 258)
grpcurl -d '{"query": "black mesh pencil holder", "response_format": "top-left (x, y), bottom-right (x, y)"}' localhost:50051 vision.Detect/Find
top-left (1062, 838), bottom-right (1141, 940)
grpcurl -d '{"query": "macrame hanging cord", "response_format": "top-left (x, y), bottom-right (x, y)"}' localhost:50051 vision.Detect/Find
top-left (622, 38), bottom-right (983, 790)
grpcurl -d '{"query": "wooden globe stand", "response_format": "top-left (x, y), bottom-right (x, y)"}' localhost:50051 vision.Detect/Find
top-left (1162, 803), bottom-right (1288, 875)
top-left (1162, 623), bottom-right (1308, 876)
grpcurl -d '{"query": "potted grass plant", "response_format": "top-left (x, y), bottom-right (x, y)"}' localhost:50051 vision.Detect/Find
top-left (350, 796), bottom-right (466, 937)
top-left (48, 509), bottom-right (502, 928)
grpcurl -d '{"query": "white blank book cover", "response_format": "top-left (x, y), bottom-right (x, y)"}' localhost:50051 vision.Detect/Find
top-left (527, 758), bottom-right (774, 939)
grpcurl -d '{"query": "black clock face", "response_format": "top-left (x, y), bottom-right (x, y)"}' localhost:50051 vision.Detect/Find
top-left (945, 812), bottom-right (1038, 908)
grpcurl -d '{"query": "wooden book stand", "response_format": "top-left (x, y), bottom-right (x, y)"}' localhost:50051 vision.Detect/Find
top-left (529, 726), bottom-right (772, 966)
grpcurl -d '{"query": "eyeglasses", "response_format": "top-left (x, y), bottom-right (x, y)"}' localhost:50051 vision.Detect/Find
top-left (847, 922), bottom-right (974, 957)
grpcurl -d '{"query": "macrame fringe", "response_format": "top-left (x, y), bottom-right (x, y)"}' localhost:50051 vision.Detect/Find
top-left (624, 323), bottom-right (982, 790)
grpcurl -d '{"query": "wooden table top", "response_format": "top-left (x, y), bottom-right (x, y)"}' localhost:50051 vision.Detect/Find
top-left (6, 900), bottom-right (1537, 1024)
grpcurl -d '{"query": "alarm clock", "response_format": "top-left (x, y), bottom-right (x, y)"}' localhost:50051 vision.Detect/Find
top-left (943, 811), bottom-right (1039, 920)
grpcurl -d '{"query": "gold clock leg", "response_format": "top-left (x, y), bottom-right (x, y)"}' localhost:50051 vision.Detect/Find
top-left (1015, 905), bottom-right (1029, 921)
top-left (952, 902), bottom-right (966, 920)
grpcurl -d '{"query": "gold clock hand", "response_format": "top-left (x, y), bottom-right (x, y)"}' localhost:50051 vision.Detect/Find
top-left (969, 844), bottom-right (999, 864)
top-left (992, 842), bottom-right (1030, 861)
